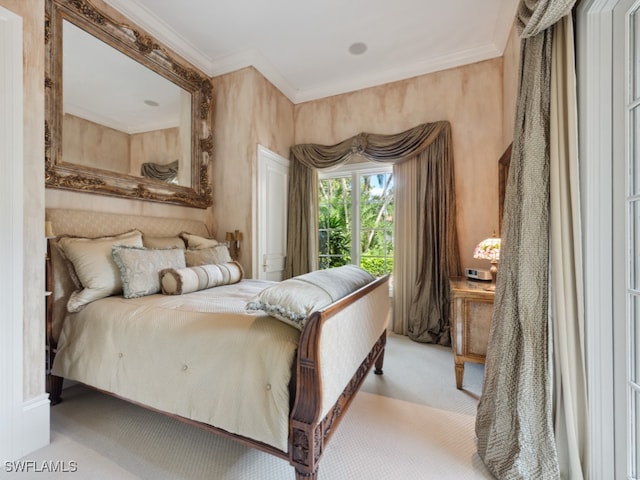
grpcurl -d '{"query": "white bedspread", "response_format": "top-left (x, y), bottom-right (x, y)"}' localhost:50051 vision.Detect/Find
top-left (52, 279), bottom-right (300, 452)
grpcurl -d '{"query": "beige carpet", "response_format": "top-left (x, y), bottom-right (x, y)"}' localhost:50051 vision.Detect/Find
top-left (15, 333), bottom-right (494, 480)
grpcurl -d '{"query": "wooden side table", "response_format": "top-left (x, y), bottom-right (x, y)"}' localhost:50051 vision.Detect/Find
top-left (449, 277), bottom-right (495, 389)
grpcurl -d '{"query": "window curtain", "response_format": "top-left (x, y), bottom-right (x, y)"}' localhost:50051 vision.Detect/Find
top-left (285, 121), bottom-right (461, 344)
top-left (474, 1), bottom-right (580, 479)
top-left (549, 15), bottom-right (588, 479)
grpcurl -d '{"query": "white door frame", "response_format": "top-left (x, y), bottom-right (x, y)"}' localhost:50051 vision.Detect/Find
top-left (616, 0), bottom-right (639, 475)
top-left (0, 6), bottom-right (25, 462)
top-left (577, 0), bottom-right (627, 477)
top-left (253, 145), bottom-right (289, 279)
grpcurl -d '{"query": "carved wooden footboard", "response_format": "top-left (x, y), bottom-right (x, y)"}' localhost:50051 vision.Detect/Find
top-left (289, 274), bottom-right (390, 479)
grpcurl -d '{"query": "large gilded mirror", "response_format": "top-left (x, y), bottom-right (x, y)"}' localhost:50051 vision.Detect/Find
top-left (45, 0), bottom-right (213, 208)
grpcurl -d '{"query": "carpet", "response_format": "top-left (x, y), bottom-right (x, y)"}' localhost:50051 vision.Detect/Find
top-left (14, 334), bottom-right (495, 480)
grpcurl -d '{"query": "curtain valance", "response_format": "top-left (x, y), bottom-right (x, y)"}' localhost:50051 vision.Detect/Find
top-left (290, 121), bottom-right (450, 169)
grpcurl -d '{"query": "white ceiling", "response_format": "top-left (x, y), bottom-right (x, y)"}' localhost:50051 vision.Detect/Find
top-left (103, 0), bottom-right (520, 105)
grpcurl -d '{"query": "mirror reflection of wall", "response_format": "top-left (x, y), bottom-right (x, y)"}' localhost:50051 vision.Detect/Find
top-left (61, 20), bottom-right (192, 185)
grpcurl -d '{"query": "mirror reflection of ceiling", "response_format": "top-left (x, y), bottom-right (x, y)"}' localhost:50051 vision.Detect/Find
top-left (63, 20), bottom-right (186, 134)
top-left (103, 0), bottom-right (519, 104)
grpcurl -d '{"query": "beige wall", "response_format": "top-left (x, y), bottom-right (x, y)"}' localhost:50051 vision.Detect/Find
top-left (130, 127), bottom-right (181, 179)
top-left (212, 67), bottom-right (294, 275)
top-left (64, 115), bottom-right (184, 182)
top-left (0, 0), bottom-right (45, 400)
top-left (63, 114), bottom-right (130, 174)
top-left (294, 59), bottom-right (505, 271)
top-left (502, 20), bottom-right (521, 150)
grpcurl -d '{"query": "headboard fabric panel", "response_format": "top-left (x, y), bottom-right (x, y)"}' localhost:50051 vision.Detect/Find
top-left (45, 208), bottom-right (210, 238)
top-left (46, 208), bottom-right (210, 342)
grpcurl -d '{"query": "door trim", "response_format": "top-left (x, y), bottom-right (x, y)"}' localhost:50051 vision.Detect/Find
top-left (577, 0), bottom-right (622, 477)
top-left (0, 5), bottom-right (26, 461)
top-left (253, 145), bottom-right (289, 279)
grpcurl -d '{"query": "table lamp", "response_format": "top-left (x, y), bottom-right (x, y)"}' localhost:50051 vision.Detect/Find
top-left (473, 235), bottom-right (501, 290)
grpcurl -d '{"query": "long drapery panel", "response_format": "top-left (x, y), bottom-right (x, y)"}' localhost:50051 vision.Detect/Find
top-left (549, 15), bottom-right (588, 479)
top-left (406, 141), bottom-right (460, 344)
top-left (392, 158), bottom-right (420, 337)
top-left (285, 122), bottom-right (461, 343)
top-left (475, 0), bottom-right (577, 478)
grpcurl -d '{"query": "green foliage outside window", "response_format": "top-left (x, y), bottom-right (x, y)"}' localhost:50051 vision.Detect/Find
top-left (318, 172), bottom-right (393, 277)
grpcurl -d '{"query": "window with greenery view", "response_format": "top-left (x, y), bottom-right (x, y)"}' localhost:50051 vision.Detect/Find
top-left (318, 165), bottom-right (393, 277)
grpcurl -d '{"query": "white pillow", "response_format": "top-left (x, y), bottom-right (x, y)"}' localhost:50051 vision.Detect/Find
top-left (112, 246), bottom-right (186, 298)
top-left (180, 232), bottom-right (218, 249)
top-left (160, 262), bottom-right (243, 295)
top-left (56, 230), bottom-right (143, 312)
top-left (185, 245), bottom-right (232, 266)
top-left (142, 235), bottom-right (186, 249)
top-left (246, 265), bottom-right (375, 330)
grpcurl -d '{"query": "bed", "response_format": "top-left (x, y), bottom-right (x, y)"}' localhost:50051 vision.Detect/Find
top-left (45, 208), bottom-right (390, 480)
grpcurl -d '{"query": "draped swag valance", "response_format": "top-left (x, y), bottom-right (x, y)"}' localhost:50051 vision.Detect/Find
top-left (140, 159), bottom-right (179, 183)
top-left (285, 121), bottom-right (461, 344)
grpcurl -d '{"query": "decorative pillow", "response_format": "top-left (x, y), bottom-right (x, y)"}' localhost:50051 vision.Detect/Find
top-left (185, 245), bottom-right (232, 266)
top-left (246, 265), bottom-right (375, 330)
top-left (56, 230), bottom-right (143, 312)
top-left (112, 246), bottom-right (186, 299)
top-left (180, 232), bottom-right (218, 249)
top-left (160, 262), bottom-right (243, 295)
top-left (142, 235), bottom-right (185, 249)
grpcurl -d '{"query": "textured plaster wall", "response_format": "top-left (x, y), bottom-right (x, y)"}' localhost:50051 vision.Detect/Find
top-left (63, 115), bottom-right (184, 182)
top-left (502, 20), bottom-right (521, 150)
top-left (211, 67), bottom-right (294, 276)
top-left (294, 58), bottom-right (504, 271)
top-left (63, 114), bottom-right (130, 174)
top-left (0, 0), bottom-right (45, 400)
top-left (129, 127), bottom-right (181, 178)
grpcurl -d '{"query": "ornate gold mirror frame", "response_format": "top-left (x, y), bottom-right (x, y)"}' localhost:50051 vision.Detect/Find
top-left (45, 0), bottom-right (213, 208)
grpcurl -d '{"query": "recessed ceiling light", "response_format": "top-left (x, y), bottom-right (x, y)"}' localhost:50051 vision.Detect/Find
top-left (348, 42), bottom-right (367, 55)
top-left (144, 99), bottom-right (159, 107)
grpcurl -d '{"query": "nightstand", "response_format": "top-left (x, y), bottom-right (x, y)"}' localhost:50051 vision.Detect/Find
top-left (449, 277), bottom-right (495, 389)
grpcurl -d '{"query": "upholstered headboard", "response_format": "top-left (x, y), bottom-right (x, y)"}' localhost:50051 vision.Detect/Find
top-left (45, 208), bottom-right (210, 239)
top-left (46, 208), bottom-right (210, 343)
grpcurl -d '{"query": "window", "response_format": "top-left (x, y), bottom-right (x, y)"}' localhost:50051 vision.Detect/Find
top-left (318, 164), bottom-right (393, 277)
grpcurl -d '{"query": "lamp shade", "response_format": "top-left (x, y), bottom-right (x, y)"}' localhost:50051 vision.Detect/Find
top-left (473, 237), bottom-right (501, 262)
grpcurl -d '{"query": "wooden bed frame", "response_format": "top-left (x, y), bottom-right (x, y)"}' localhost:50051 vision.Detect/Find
top-left (45, 209), bottom-right (390, 480)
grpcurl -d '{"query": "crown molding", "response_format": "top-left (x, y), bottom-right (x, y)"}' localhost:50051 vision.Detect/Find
top-left (103, 0), bottom-right (214, 73)
top-left (208, 48), bottom-right (299, 102)
top-left (102, 0), bottom-right (513, 105)
top-left (291, 44), bottom-right (503, 104)
top-left (64, 103), bottom-right (178, 135)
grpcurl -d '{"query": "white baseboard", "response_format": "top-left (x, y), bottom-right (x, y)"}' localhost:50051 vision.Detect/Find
top-left (21, 394), bottom-right (50, 456)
